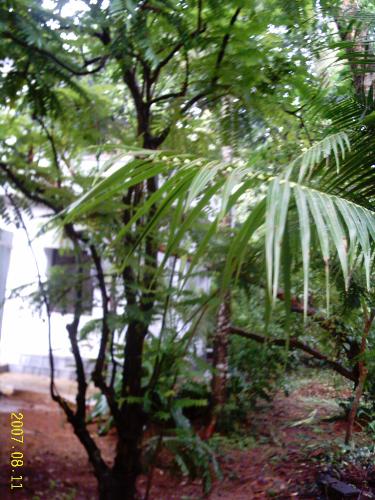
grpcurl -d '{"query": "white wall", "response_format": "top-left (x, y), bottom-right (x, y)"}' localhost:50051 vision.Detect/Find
top-left (0, 203), bottom-right (211, 371)
top-left (0, 205), bottom-right (100, 368)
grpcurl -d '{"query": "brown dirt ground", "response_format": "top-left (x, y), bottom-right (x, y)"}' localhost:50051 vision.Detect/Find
top-left (0, 377), bottom-right (372, 499)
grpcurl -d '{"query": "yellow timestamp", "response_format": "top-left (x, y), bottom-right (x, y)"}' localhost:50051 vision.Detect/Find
top-left (9, 412), bottom-right (24, 491)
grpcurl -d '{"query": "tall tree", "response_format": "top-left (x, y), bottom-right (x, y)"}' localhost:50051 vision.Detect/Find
top-left (0, 1), bottom-right (318, 498)
top-left (68, 1), bottom-right (375, 449)
top-left (209, 146), bottom-right (233, 434)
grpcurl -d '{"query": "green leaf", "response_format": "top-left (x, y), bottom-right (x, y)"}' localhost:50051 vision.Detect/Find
top-left (294, 186), bottom-right (311, 319)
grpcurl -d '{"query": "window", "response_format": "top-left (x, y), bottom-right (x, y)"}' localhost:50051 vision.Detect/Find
top-left (45, 248), bottom-right (93, 315)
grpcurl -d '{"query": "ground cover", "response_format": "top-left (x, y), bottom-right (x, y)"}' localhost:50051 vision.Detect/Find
top-left (0, 374), bottom-right (373, 499)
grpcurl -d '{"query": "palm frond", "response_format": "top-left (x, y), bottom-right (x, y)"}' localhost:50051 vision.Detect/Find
top-left (61, 126), bottom-right (375, 321)
top-left (264, 178), bottom-right (375, 316)
top-left (292, 132), bottom-right (351, 181)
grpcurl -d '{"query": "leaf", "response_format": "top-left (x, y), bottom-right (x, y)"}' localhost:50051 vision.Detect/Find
top-left (290, 409), bottom-right (318, 427)
top-left (222, 196), bottom-right (266, 288)
top-left (185, 161), bottom-right (222, 208)
top-left (295, 132), bottom-right (351, 182)
top-left (294, 186), bottom-right (311, 319)
top-left (306, 190), bottom-right (331, 314)
top-left (64, 158), bottom-right (167, 221)
top-left (265, 177), bottom-right (291, 301)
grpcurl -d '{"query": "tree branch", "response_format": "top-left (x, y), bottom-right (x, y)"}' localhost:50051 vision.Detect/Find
top-left (150, 13), bottom-right (205, 85)
top-left (0, 162), bottom-right (60, 213)
top-left (90, 245), bottom-right (121, 423)
top-left (197, 0), bottom-right (203, 32)
top-left (57, 233), bottom-right (88, 423)
top-left (6, 190), bottom-right (109, 477)
top-left (181, 6), bottom-right (241, 114)
top-left (150, 54), bottom-right (189, 104)
top-left (230, 325), bottom-right (357, 382)
top-left (4, 31), bottom-right (107, 76)
top-left (212, 7), bottom-right (241, 87)
top-left (35, 117), bottom-right (62, 186)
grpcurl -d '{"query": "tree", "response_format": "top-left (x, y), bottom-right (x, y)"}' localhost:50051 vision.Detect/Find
top-left (1, 1), bottom-right (322, 498)
top-left (6, 0), bottom-right (375, 496)
top-left (66, 0), bottom-right (375, 446)
top-left (209, 147), bottom-right (233, 435)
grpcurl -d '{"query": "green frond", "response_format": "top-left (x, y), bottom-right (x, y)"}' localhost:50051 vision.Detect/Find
top-left (293, 131), bottom-right (351, 181)
top-left (264, 178), bottom-right (375, 316)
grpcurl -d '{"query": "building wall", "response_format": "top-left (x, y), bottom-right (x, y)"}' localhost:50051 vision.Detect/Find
top-left (0, 206), bottom-right (100, 376)
top-left (0, 228), bottom-right (12, 342)
top-left (0, 203), bottom-right (210, 377)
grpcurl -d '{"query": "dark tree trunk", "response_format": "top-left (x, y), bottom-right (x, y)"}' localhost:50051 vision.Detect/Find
top-left (345, 308), bottom-right (375, 444)
top-left (337, 0), bottom-right (375, 95)
top-left (207, 290), bottom-right (231, 435)
top-left (207, 149), bottom-right (232, 436)
top-left (107, 123), bottom-right (160, 498)
top-left (212, 292), bottom-right (230, 407)
top-left (111, 323), bottom-right (148, 500)
top-left (97, 470), bottom-right (139, 500)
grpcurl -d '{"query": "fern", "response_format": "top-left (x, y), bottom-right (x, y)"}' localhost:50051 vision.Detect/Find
top-left (144, 431), bottom-right (221, 495)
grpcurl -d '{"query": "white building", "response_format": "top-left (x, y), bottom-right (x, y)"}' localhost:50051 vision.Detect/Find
top-left (0, 202), bottom-right (210, 379)
top-left (0, 203), bottom-right (102, 378)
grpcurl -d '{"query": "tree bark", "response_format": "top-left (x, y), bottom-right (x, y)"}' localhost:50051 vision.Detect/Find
top-left (207, 146), bottom-right (233, 435)
top-left (112, 322), bottom-right (148, 500)
top-left (345, 308), bottom-right (375, 444)
top-left (110, 121), bottom-right (160, 498)
top-left (210, 291), bottom-right (231, 425)
top-left (336, 0), bottom-right (375, 95)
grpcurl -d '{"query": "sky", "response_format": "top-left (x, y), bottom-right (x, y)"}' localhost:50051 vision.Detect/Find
top-left (42, 0), bottom-right (109, 18)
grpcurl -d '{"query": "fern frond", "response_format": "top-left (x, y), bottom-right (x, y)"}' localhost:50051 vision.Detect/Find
top-left (265, 178), bottom-right (375, 317)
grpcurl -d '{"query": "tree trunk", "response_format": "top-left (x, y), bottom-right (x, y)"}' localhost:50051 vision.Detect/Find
top-left (212, 291), bottom-right (231, 409)
top-left (98, 471), bottom-right (138, 500)
top-left (205, 290), bottom-right (231, 437)
top-left (207, 146), bottom-right (233, 436)
top-left (112, 322), bottom-right (147, 500)
top-left (345, 308), bottom-right (375, 444)
top-left (337, 0), bottom-right (375, 95)
top-left (109, 128), bottom-right (160, 498)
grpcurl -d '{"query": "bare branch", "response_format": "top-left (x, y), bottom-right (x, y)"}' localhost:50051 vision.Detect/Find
top-left (89, 245), bottom-right (121, 422)
top-left (182, 6), bottom-right (241, 113)
top-left (151, 55), bottom-right (189, 104)
top-left (150, 16), bottom-right (205, 84)
top-left (212, 7), bottom-right (241, 86)
top-left (230, 325), bottom-right (357, 382)
top-left (0, 162), bottom-right (59, 213)
top-left (197, 0), bottom-right (203, 31)
top-left (35, 117), bottom-right (62, 186)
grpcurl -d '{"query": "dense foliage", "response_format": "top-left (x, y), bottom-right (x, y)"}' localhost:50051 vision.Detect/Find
top-left (3, 0), bottom-right (375, 498)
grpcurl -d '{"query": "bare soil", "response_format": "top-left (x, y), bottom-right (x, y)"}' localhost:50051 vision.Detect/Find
top-left (0, 377), bottom-right (372, 499)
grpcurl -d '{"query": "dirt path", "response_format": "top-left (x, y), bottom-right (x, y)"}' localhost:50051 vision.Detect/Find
top-left (0, 376), bottom-right (371, 499)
